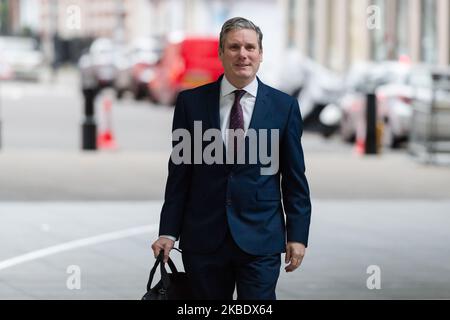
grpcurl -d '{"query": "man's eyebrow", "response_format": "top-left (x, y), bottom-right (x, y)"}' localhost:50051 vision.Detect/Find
top-left (228, 42), bottom-right (257, 46)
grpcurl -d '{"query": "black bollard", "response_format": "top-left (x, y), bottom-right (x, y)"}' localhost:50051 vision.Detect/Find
top-left (82, 88), bottom-right (97, 150)
top-left (365, 93), bottom-right (377, 154)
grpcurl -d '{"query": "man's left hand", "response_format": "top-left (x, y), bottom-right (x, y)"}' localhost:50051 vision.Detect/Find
top-left (284, 242), bottom-right (306, 272)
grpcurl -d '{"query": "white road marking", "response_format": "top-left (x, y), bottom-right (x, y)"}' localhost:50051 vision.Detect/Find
top-left (0, 224), bottom-right (158, 271)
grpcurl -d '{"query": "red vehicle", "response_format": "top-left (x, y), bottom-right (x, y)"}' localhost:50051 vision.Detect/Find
top-left (148, 37), bottom-right (224, 105)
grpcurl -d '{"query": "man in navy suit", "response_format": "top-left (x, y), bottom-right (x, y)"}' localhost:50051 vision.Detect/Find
top-left (152, 17), bottom-right (311, 300)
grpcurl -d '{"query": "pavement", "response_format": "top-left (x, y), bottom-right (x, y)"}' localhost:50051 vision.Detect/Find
top-left (1, 149), bottom-right (450, 200)
top-left (1, 200), bottom-right (449, 299)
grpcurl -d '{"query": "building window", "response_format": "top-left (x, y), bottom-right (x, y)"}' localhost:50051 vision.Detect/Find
top-left (307, 0), bottom-right (315, 59)
top-left (327, 0), bottom-right (342, 70)
top-left (395, 0), bottom-right (409, 59)
top-left (287, 0), bottom-right (296, 48)
top-left (420, 0), bottom-right (437, 64)
top-left (370, 0), bottom-right (386, 61)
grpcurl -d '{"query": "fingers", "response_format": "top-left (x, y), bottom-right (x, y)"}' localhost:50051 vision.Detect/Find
top-left (151, 239), bottom-right (174, 263)
top-left (284, 255), bottom-right (304, 272)
top-left (151, 242), bottom-right (159, 258)
top-left (285, 246), bottom-right (291, 264)
top-left (285, 242), bottom-right (306, 272)
top-left (163, 247), bottom-right (170, 263)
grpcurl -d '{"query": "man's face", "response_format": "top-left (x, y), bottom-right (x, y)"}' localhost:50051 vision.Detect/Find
top-left (219, 28), bottom-right (263, 87)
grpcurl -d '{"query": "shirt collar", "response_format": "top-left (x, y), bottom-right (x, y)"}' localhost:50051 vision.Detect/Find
top-left (221, 75), bottom-right (258, 98)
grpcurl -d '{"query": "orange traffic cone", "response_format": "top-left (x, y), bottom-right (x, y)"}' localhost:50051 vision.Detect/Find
top-left (354, 138), bottom-right (365, 155)
top-left (97, 97), bottom-right (118, 150)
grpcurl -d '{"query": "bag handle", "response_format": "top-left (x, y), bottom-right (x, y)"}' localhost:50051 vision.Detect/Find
top-left (166, 247), bottom-right (182, 274)
top-left (159, 253), bottom-right (171, 290)
top-left (146, 248), bottom-right (182, 292)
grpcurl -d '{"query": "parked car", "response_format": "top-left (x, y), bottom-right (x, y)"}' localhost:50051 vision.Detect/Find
top-left (375, 64), bottom-right (420, 148)
top-left (338, 61), bottom-right (411, 145)
top-left (78, 38), bottom-right (120, 91)
top-left (297, 63), bottom-right (343, 132)
top-left (404, 66), bottom-right (450, 150)
top-left (0, 59), bottom-right (13, 80)
top-left (114, 36), bottom-right (163, 100)
top-left (277, 50), bottom-right (344, 133)
top-left (147, 36), bottom-right (224, 105)
top-left (0, 36), bottom-right (44, 81)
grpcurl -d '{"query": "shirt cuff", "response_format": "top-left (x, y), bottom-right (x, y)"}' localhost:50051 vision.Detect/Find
top-left (159, 235), bottom-right (177, 242)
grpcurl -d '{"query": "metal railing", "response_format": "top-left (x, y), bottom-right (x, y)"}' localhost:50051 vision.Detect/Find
top-left (408, 70), bottom-right (450, 163)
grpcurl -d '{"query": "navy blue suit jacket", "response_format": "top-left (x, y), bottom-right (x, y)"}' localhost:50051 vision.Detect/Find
top-left (159, 75), bottom-right (311, 255)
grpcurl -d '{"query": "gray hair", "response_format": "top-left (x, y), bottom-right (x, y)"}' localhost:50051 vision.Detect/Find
top-left (219, 17), bottom-right (263, 54)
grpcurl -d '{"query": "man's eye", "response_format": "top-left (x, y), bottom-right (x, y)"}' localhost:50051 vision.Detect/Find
top-left (246, 46), bottom-right (255, 51)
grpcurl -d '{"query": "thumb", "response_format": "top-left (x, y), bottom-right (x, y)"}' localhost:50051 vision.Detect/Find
top-left (152, 243), bottom-right (161, 259)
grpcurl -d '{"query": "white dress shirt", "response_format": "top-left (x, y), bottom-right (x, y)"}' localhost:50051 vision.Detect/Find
top-left (219, 75), bottom-right (258, 148)
top-left (160, 76), bottom-right (259, 242)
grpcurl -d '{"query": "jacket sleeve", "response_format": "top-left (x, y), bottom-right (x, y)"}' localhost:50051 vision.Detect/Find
top-left (158, 93), bottom-right (192, 239)
top-left (280, 98), bottom-right (312, 247)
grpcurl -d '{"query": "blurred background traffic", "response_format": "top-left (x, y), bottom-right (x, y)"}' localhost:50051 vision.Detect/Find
top-left (1, 0), bottom-right (450, 300)
top-left (0, 0), bottom-right (449, 157)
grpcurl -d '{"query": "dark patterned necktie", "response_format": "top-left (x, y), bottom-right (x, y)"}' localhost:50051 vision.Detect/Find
top-left (228, 89), bottom-right (246, 158)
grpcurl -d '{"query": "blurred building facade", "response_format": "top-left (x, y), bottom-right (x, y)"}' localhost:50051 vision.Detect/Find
top-left (38, 0), bottom-right (153, 41)
top-left (3, 0), bottom-right (450, 72)
top-left (0, 0), bottom-right (19, 34)
top-left (289, 0), bottom-right (450, 71)
top-left (36, 0), bottom-right (156, 64)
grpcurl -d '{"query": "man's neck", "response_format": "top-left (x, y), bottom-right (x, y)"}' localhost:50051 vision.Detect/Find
top-left (224, 75), bottom-right (256, 89)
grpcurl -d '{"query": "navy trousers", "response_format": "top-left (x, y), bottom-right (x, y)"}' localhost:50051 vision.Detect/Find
top-left (181, 231), bottom-right (281, 300)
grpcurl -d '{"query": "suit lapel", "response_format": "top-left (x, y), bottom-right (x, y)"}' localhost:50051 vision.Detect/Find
top-left (207, 76), bottom-right (222, 131)
top-left (206, 75), bottom-right (228, 161)
top-left (240, 77), bottom-right (272, 171)
top-left (237, 78), bottom-right (273, 172)
top-left (248, 77), bottom-right (270, 132)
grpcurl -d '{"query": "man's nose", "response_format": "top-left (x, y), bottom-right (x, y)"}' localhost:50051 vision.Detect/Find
top-left (238, 46), bottom-right (248, 58)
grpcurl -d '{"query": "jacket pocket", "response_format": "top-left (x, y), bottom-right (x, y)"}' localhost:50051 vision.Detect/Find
top-left (257, 189), bottom-right (281, 201)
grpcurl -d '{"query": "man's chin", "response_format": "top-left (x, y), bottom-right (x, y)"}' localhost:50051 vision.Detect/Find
top-left (233, 71), bottom-right (253, 79)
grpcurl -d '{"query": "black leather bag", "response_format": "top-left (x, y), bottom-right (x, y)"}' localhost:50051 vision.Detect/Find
top-left (142, 248), bottom-right (191, 300)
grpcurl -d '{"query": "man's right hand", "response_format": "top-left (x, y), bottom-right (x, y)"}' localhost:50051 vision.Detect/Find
top-left (151, 237), bottom-right (175, 263)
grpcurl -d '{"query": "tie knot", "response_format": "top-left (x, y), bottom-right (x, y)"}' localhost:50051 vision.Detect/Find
top-left (233, 90), bottom-right (246, 102)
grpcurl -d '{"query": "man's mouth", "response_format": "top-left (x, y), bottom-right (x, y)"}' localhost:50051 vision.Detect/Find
top-left (235, 64), bottom-right (250, 68)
